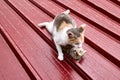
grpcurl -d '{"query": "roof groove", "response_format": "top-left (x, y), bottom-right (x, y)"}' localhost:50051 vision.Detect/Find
top-left (23, 2), bottom-right (120, 79)
top-left (51, 0), bottom-right (120, 67)
top-left (2, 0), bottom-right (85, 80)
top-left (54, 0), bottom-right (120, 41)
top-left (1, 0), bottom-right (120, 80)
top-left (110, 0), bottom-right (120, 7)
top-left (0, 24), bottom-right (39, 80)
top-left (82, 0), bottom-right (120, 23)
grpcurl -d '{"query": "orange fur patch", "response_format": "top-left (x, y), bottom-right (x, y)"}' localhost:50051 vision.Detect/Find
top-left (58, 21), bottom-right (73, 31)
top-left (68, 33), bottom-right (84, 44)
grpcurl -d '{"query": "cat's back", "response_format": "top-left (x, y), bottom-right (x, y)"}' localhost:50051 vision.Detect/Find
top-left (53, 13), bottom-right (73, 31)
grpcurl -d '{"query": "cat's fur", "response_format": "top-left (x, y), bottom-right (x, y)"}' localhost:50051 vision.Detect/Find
top-left (38, 10), bottom-right (86, 61)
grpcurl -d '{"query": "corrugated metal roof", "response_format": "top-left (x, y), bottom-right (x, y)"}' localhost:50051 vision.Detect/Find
top-left (0, 0), bottom-right (120, 80)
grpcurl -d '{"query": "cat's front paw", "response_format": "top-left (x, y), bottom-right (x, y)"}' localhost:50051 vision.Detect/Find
top-left (58, 55), bottom-right (64, 61)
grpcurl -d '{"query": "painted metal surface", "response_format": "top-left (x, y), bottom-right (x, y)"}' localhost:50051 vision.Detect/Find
top-left (0, 0), bottom-right (120, 80)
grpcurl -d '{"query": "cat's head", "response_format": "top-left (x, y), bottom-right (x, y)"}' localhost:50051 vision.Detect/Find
top-left (70, 47), bottom-right (86, 61)
top-left (67, 24), bottom-right (86, 48)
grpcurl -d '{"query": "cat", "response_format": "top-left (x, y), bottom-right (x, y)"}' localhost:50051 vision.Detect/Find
top-left (38, 10), bottom-right (86, 61)
top-left (70, 47), bottom-right (86, 61)
top-left (61, 44), bottom-right (86, 61)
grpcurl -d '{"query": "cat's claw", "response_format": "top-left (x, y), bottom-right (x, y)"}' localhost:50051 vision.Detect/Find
top-left (58, 55), bottom-right (64, 61)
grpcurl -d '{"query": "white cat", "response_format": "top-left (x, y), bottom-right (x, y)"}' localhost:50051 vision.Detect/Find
top-left (38, 10), bottom-right (86, 61)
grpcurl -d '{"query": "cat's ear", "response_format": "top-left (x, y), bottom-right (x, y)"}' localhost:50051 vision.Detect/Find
top-left (67, 31), bottom-right (74, 38)
top-left (79, 24), bottom-right (86, 33)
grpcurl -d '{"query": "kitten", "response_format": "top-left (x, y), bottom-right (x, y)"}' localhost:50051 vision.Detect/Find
top-left (61, 44), bottom-right (86, 61)
top-left (38, 10), bottom-right (86, 61)
top-left (70, 47), bottom-right (86, 61)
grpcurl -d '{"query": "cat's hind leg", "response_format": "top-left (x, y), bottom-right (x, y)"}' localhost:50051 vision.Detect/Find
top-left (38, 22), bottom-right (49, 28)
top-left (38, 21), bottom-right (54, 34)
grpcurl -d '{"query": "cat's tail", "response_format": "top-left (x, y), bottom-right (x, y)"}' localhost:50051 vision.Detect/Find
top-left (63, 9), bottom-right (70, 15)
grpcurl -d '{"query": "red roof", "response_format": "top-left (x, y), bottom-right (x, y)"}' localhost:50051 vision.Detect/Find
top-left (0, 0), bottom-right (120, 80)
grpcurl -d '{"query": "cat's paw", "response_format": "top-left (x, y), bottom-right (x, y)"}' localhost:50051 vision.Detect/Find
top-left (58, 55), bottom-right (64, 61)
top-left (38, 23), bottom-right (43, 27)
